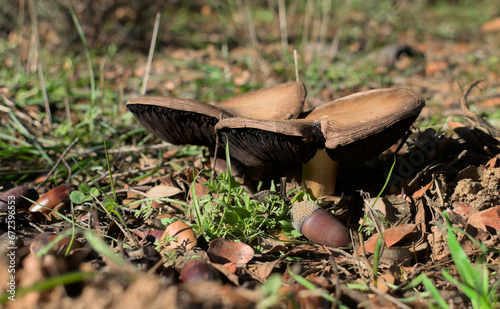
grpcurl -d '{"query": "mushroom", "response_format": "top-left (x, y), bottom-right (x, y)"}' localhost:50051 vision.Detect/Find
top-left (302, 88), bottom-right (425, 197)
top-left (215, 88), bottom-right (425, 198)
top-left (214, 118), bottom-right (325, 169)
top-left (126, 82), bottom-right (306, 147)
top-left (216, 82), bottom-right (306, 120)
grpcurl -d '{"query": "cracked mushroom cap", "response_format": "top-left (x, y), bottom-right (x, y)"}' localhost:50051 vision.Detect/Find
top-left (215, 118), bottom-right (325, 169)
top-left (305, 88), bottom-right (425, 161)
top-left (126, 82), bottom-right (306, 147)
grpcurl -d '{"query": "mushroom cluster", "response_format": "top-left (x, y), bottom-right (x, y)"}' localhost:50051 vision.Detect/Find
top-left (216, 88), bottom-right (425, 198)
top-left (128, 85), bottom-right (424, 197)
top-left (127, 82), bottom-right (306, 147)
top-left (127, 84), bottom-right (425, 247)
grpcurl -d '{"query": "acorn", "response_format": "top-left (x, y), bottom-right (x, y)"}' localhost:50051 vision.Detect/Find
top-left (0, 186), bottom-right (39, 212)
top-left (29, 184), bottom-right (74, 214)
top-left (160, 220), bottom-right (197, 253)
top-left (179, 259), bottom-right (220, 283)
top-left (289, 201), bottom-right (350, 247)
top-left (29, 232), bottom-right (81, 256)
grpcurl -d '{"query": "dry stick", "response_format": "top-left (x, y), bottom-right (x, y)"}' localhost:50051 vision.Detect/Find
top-left (222, 43), bottom-right (230, 82)
top-left (278, 0), bottom-right (288, 54)
top-left (141, 12), bottom-right (161, 95)
top-left (368, 285), bottom-right (412, 309)
top-left (64, 94), bottom-right (71, 125)
top-left (318, 0), bottom-right (332, 54)
top-left (301, 0), bottom-right (313, 53)
top-left (74, 142), bottom-right (171, 156)
top-left (325, 247), bottom-right (341, 308)
top-left (27, 0), bottom-right (52, 128)
top-left (443, 149), bottom-right (467, 171)
top-left (294, 50), bottom-right (300, 83)
top-left (460, 80), bottom-right (500, 138)
top-left (237, 0), bottom-right (270, 77)
top-left (35, 137), bottom-right (80, 190)
top-left (321, 0), bottom-right (348, 76)
top-left (90, 191), bottom-right (137, 247)
top-left (0, 94), bottom-right (41, 128)
top-left (14, 0), bottom-right (25, 79)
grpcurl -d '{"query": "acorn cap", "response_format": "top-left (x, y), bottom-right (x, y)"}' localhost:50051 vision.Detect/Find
top-left (126, 82), bottom-right (306, 147)
top-left (215, 118), bottom-right (325, 169)
top-left (289, 201), bottom-right (321, 233)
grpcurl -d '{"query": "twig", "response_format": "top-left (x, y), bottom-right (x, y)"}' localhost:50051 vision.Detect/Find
top-left (73, 142), bottom-right (171, 156)
top-left (0, 94), bottom-right (42, 129)
top-left (460, 80), bottom-right (500, 138)
top-left (368, 285), bottom-right (413, 309)
top-left (278, 0), bottom-right (288, 54)
top-left (28, 0), bottom-right (52, 128)
top-left (91, 191), bottom-right (137, 247)
top-left (141, 12), bottom-right (161, 95)
top-left (15, 0), bottom-right (25, 80)
top-left (222, 43), bottom-right (230, 83)
top-left (35, 137), bottom-right (80, 190)
top-left (294, 50), bottom-right (300, 82)
top-left (325, 247), bottom-right (341, 309)
top-left (301, 0), bottom-right (313, 54)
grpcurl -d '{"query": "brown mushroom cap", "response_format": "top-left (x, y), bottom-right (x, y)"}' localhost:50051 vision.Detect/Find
top-left (305, 88), bottom-right (425, 161)
top-left (126, 82), bottom-right (306, 147)
top-left (216, 82), bottom-right (306, 120)
top-left (215, 118), bottom-right (325, 169)
top-left (215, 88), bottom-right (425, 170)
top-left (127, 96), bottom-right (230, 146)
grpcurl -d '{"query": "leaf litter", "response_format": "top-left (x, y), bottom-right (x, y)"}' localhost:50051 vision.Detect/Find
top-left (1, 3), bottom-right (500, 308)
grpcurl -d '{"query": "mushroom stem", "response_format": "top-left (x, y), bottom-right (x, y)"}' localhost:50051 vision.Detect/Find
top-left (302, 149), bottom-right (339, 198)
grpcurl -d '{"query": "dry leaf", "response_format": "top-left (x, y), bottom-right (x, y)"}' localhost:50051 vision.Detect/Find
top-left (467, 205), bottom-right (500, 232)
top-left (207, 238), bottom-right (254, 265)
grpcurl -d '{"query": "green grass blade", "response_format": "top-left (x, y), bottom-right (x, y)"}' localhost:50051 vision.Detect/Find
top-left (69, 6), bottom-right (96, 103)
top-left (84, 231), bottom-right (126, 266)
top-left (443, 212), bottom-right (476, 287)
top-left (405, 273), bottom-right (450, 309)
top-left (0, 271), bottom-right (95, 305)
top-left (372, 235), bottom-right (384, 286)
top-left (287, 264), bottom-right (336, 303)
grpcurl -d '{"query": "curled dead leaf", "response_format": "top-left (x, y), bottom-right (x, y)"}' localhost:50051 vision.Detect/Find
top-left (207, 238), bottom-right (254, 265)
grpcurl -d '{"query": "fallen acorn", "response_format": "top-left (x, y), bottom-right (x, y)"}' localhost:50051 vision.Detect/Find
top-left (0, 186), bottom-right (39, 212)
top-left (161, 220), bottom-right (197, 253)
top-left (290, 201), bottom-right (350, 248)
top-left (29, 184), bottom-right (74, 214)
top-left (29, 232), bottom-right (82, 256)
top-left (179, 259), bottom-right (220, 283)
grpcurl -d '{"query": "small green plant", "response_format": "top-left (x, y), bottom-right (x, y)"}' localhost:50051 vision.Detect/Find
top-left (188, 143), bottom-right (293, 245)
top-left (403, 211), bottom-right (499, 309)
top-left (70, 182), bottom-right (100, 206)
top-left (134, 200), bottom-right (155, 220)
top-left (358, 155), bottom-right (396, 235)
